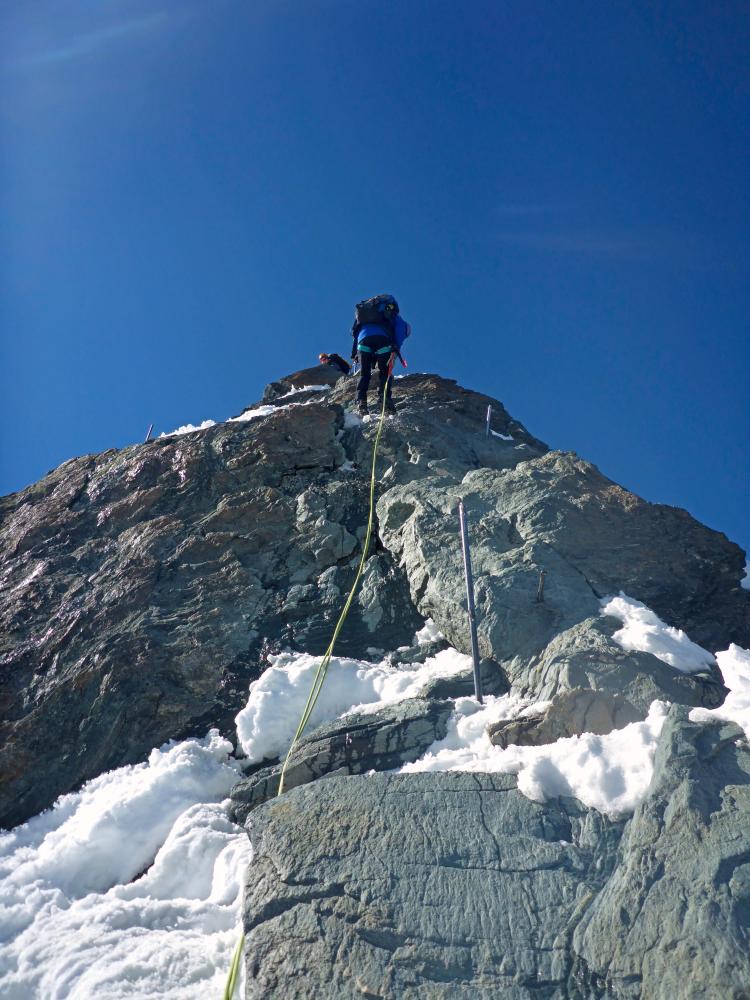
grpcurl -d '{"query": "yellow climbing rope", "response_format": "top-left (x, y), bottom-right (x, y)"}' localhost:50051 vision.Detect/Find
top-left (222, 367), bottom-right (395, 998)
top-left (223, 933), bottom-right (244, 1000)
top-left (277, 372), bottom-right (393, 795)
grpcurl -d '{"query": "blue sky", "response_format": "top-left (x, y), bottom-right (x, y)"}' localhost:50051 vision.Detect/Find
top-left (2, 0), bottom-right (748, 557)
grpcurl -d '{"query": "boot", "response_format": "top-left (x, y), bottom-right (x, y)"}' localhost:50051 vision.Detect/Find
top-left (384, 397), bottom-right (397, 415)
top-left (358, 399), bottom-right (368, 417)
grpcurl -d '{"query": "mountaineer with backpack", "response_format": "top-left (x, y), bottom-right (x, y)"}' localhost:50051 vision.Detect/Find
top-left (350, 294), bottom-right (411, 416)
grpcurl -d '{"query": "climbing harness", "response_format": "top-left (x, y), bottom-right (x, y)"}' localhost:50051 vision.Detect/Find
top-left (277, 356), bottom-right (395, 794)
top-left (222, 357), bottom-right (396, 999)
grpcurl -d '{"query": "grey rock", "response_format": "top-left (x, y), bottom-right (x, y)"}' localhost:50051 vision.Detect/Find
top-left (1, 371), bottom-right (545, 825)
top-left (229, 697), bottom-right (452, 824)
top-left (240, 707), bottom-right (750, 999)
top-left (573, 706), bottom-right (750, 998)
top-left (487, 687), bottom-right (642, 748)
top-left (242, 771), bottom-right (624, 1000)
top-left (1, 365), bottom-right (747, 839)
top-left (2, 361), bottom-right (750, 995)
top-left (519, 616), bottom-right (728, 715)
top-left (378, 453), bottom-right (748, 708)
top-left (260, 363), bottom-right (343, 403)
top-left (419, 657), bottom-right (510, 701)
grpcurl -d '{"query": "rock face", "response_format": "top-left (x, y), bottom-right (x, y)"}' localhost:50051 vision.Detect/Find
top-left (378, 455), bottom-right (746, 711)
top-left (242, 708), bottom-right (750, 999)
top-left (487, 687), bottom-right (642, 748)
top-left (573, 708), bottom-right (750, 998)
top-left (0, 370), bottom-right (547, 826)
top-left (243, 770), bottom-right (624, 1000)
top-left (1, 364), bottom-right (749, 998)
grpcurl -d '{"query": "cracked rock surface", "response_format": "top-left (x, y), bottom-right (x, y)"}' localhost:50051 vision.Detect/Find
top-left (243, 770), bottom-right (624, 999)
top-left (243, 708), bottom-right (750, 999)
top-left (229, 697), bottom-right (453, 823)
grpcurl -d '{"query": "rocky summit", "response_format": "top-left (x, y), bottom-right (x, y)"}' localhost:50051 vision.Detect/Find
top-left (1, 366), bottom-right (749, 998)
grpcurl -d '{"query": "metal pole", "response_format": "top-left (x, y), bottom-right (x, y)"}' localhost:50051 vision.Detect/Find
top-left (144, 423), bottom-right (153, 443)
top-left (485, 404), bottom-right (492, 438)
top-left (536, 569), bottom-right (546, 603)
top-left (458, 499), bottom-right (483, 704)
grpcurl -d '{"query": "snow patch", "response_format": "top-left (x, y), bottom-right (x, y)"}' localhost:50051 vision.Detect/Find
top-left (344, 410), bottom-right (363, 428)
top-left (234, 648), bottom-right (472, 763)
top-left (160, 419), bottom-right (217, 438)
top-left (401, 696), bottom-right (669, 818)
top-left (600, 593), bottom-right (716, 673)
top-left (490, 429), bottom-right (513, 441)
top-left (275, 384), bottom-right (329, 400)
top-left (414, 618), bottom-right (444, 645)
top-left (0, 731), bottom-right (248, 999)
top-left (742, 562), bottom-right (750, 591)
top-left (690, 644), bottom-right (750, 739)
top-left (228, 395), bottom-right (330, 424)
top-left (227, 405), bottom-right (277, 423)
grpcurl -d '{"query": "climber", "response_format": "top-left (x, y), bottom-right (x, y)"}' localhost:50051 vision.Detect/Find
top-left (318, 352), bottom-right (351, 375)
top-left (350, 294), bottom-right (411, 416)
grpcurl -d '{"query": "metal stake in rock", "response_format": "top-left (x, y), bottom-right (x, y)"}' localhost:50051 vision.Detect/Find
top-left (485, 404), bottom-right (492, 438)
top-left (458, 499), bottom-right (484, 704)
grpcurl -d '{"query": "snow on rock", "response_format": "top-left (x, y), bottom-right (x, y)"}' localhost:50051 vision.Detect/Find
top-left (742, 562), bottom-right (750, 591)
top-left (160, 419), bottom-right (217, 438)
top-left (343, 410), bottom-right (363, 429)
top-left (235, 648), bottom-right (472, 763)
top-left (229, 394), bottom-right (332, 424)
top-left (490, 429), bottom-right (513, 441)
top-left (275, 385), bottom-right (330, 400)
top-left (227, 405), bottom-right (277, 424)
top-left (401, 696), bottom-right (669, 819)
top-left (0, 731), bottom-right (249, 1000)
top-left (414, 618), bottom-right (444, 645)
top-left (600, 593), bottom-right (716, 673)
top-left (691, 643), bottom-right (750, 739)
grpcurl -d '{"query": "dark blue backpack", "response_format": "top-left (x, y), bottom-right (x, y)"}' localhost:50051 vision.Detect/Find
top-left (353, 294), bottom-right (399, 334)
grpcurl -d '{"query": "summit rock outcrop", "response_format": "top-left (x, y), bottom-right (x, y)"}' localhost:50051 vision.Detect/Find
top-left (0, 370), bottom-right (547, 826)
top-left (1, 365), bottom-right (749, 998)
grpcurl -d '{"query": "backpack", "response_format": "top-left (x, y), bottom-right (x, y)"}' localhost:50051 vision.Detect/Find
top-left (353, 294), bottom-right (399, 334)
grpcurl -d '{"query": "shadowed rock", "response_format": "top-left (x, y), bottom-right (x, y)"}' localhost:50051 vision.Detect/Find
top-left (229, 697), bottom-right (452, 824)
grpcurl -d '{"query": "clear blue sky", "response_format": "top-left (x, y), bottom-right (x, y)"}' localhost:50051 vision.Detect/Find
top-left (2, 1), bottom-right (748, 557)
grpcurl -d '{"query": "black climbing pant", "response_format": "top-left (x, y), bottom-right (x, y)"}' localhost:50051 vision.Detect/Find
top-left (356, 335), bottom-right (393, 404)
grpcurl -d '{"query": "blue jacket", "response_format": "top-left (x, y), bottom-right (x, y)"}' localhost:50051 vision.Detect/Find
top-left (353, 315), bottom-right (411, 355)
